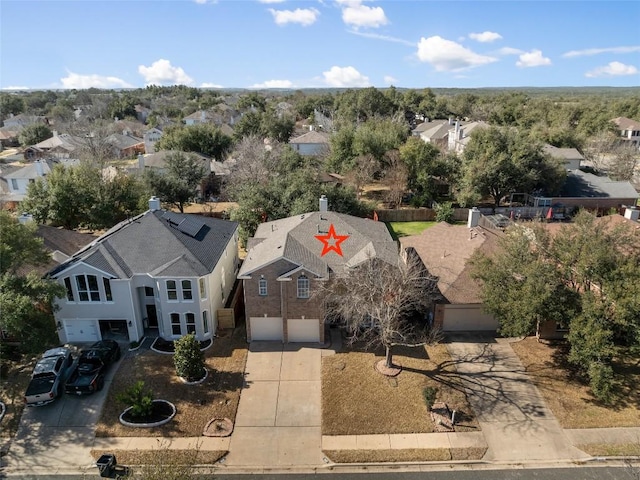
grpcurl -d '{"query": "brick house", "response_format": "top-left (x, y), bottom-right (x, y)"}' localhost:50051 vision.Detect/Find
top-left (238, 196), bottom-right (399, 343)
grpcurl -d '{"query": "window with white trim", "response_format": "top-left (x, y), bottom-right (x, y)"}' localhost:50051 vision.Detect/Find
top-left (258, 278), bottom-right (267, 296)
top-left (199, 278), bottom-right (206, 299)
top-left (203, 311), bottom-right (209, 334)
top-left (186, 313), bottom-right (196, 334)
top-left (63, 277), bottom-right (74, 301)
top-left (297, 274), bottom-right (309, 299)
top-left (171, 313), bottom-right (181, 335)
top-left (103, 278), bottom-right (113, 302)
top-left (182, 280), bottom-right (193, 300)
top-left (76, 274), bottom-right (100, 302)
top-left (167, 280), bottom-right (178, 301)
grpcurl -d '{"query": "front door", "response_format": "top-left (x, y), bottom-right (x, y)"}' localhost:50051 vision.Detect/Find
top-left (146, 305), bottom-right (158, 328)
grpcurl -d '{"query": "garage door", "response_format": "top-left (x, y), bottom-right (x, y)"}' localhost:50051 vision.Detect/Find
top-left (249, 317), bottom-right (283, 341)
top-left (287, 319), bottom-right (320, 343)
top-left (442, 305), bottom-right (499, 332)
top-left (64, 319), bottom-right (99, 342)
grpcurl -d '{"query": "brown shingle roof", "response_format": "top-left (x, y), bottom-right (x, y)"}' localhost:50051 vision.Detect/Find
top-left (400, 223), bottom-right (501, 304)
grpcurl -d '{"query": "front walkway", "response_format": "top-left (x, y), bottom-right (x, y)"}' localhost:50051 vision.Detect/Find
top-left (446, 335), bottom-right (590, 463)
top-left (224, 339), bottom-right (334, 467)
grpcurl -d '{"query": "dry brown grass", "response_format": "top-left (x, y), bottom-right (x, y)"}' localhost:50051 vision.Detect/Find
top-left (323, 446), bottom-right (487, 463)
top-left (95, 326), bottom-right (247, 437)
top-left (0, 352), bottom-right (37, 439)
top-left (576, 443), bottom-right (640, 457)
top-left (90, 448), bottom-right (226, 465)
top-left (322, 342), bottom-right (479, 435)
top-left (510, 337), bottom-right (640, 429)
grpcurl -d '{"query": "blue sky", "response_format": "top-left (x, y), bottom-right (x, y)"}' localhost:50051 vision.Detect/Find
top-left (1, 0), bottom-right (639, 90)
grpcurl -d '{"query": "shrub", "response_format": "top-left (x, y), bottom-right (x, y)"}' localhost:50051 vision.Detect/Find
top-left (588, 361), bottom-right (615, 404)
top-left (423, 386), bottom-right (438, 411)
top-left (434, 202), bottom-right (455, 224)
top-left (116, 381), bottom-right (154, 418)
top-left (174, 333), bottom-right (205, 381)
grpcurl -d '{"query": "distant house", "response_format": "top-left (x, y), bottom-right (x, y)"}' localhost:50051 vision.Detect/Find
top-left (2, 113), bottom-right (48, 129)
top-left (238, 196), bottom-right (399, 343)
top-left (47, 199), bottom-right (239, 344)
top-left (135, 104), bottom-right (151, 124)
top-left (0, 125), bottom-right (21, 147)
top-left (1, 158), bottom-right (78, 203)
top-left (412, 119), bottom-right (452, 149)
top-left (105, 131), bottom-right (145, 158)
top-left (289, 130), bottom-right (330, 156)
top-left (543, 144), bottom-right (584, 170)
top-left (24, 132), bottom-right (79, 160)
top-left (612, 117), bottom-right (640, 149)
top-left (447, 121), bottom-right (488, 154)
top-left (143, 127), bottom-right (163, 154)
top-left (135, 150), bottom-right (210, 174)
top-left (400, 221), bottom-right (501, 333)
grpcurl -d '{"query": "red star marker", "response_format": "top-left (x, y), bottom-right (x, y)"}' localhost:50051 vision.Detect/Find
top-left (315, 224), bottom-right (349, 257)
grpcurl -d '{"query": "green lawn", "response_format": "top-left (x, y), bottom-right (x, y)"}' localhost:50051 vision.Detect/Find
top-left (386, 221), bottom-right (437, 239)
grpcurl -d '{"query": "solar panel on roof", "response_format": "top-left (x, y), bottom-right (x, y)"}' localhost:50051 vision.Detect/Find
top-left (177, 216), bottom-right (205, 237)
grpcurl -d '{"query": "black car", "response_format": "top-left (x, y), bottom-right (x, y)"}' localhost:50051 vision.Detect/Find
top-left (64, 340), bottom-right (121, 395)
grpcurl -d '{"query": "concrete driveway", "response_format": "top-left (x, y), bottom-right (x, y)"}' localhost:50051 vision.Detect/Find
top-left (4, 348), bottom-right (124, 474)
top-left (446, 334), bottom-right (590, 462)
top-left (225, 341), bottom-right (329, 467)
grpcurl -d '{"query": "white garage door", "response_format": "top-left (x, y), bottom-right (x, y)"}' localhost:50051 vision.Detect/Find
top-left (64, 319), bottom-right (99, 342)
top-left (249, 317), bottom-right (283, 341)
top-left (287, 319), bottom-right (320, 343)
top-left (442, 305), bottom-right (499, 332)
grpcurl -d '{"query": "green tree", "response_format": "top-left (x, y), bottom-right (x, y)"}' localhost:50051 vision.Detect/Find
top-left (145, 152), bottom-right (207, 212)
top-left (0, 93), bottom-right (25, 116)
top-left (116, 381), bottom-right (154, 418)
top-left (0, 212), bottom-right (65, 353)
top-left (459, 126), bottom-right (565, 207)
top-left (155, 124), bottom-right (233, 160)
top-left (174, 333), bottom-right (206, 381)
top-left (399, 136), bottom-right (442, 203)
top-left (18, 123), bottom-right (53, 146)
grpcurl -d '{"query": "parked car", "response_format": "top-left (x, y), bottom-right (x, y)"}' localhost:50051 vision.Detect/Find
top-left (24, 347), bottom-right (74, 406)
top-left (64, 340), bottom-right (121, 395)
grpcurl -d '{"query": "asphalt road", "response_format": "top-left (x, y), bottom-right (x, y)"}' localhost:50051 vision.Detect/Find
top-left (3, 466), bottom-right (637, 480)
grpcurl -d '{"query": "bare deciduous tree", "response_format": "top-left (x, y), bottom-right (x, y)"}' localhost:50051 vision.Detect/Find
top-left (382, 150), bottom-right (408, 209)
top-left (343, 153), bottom-right (378, 199)
top-left (323, 250), bottom-right (441, 371)
top-left (224, 135), bottom-right (281, 195)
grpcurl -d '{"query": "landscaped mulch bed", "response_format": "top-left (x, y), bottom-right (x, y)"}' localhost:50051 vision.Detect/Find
top-left (95, 326), bottom-right (248, 437)
top-left (322, 342), bottom-right (479, 436)
top-left (510, 337), bottom-right (640, 429)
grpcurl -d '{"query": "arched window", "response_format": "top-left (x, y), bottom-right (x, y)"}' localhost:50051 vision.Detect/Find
top-left (297, 275), bottom-right (309, 299)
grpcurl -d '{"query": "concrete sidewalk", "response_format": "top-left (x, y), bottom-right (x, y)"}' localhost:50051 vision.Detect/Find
top-left (565, 427), bottom-right (640, 446)
top-left (446, 336), bottom-right (591, 463)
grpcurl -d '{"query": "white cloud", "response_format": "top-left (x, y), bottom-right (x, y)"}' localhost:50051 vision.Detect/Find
top-left (563, 45), bottom-right (640, 58)
top-left (586, 61), bottom-right (639, 78)
top-left (268, 8), bottom-right (319, 26)
top-left (516, 49), bottom-right (551, 67)
top-left (469, 31), bottom-right (502, 43)
top-left (201, 82), bottom-right (223, 88)
top-left (384, 75), bottom-right (397, 85)
top-left (347, 29), bottom-right (414, 46)
top-left (497, 47), bottom-right (524, 55)
top-left (322, 66), bottom-right (370, 87)
top-left (138, 59), bottom-right (194, 86)
top-left (60, 72), bottom-right (133, 89)
top-left (341, 1), bottom-right (388, 28)
top-left (1, 86), bottom-right (29, 90)
top-left (416, 36), bottom-right (497, 72)
top-left (249, 79), bottom-right (294, 89)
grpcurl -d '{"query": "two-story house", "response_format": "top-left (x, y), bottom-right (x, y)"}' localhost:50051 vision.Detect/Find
top-left (288, 130), bottom-right (330, 157)
top-left (47, 197), bottom-right (239, 345)
top-left (238, 196), bottom-right (399, 343)
top-left (612, 116), bottom-right (640, 149)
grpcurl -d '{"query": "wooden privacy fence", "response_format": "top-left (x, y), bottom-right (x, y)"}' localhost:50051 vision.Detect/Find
top-left (374, 208), bottom-right (469, 222)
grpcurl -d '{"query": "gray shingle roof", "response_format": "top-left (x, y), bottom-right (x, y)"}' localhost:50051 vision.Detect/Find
top-left (50, 210), bottom-right (237, 279)
top-left (239, 210), bottom-right (398, 279)
top-left (560, 170), bottom-right (639, 199)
